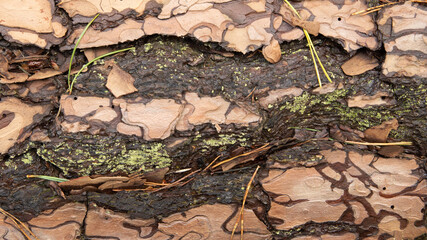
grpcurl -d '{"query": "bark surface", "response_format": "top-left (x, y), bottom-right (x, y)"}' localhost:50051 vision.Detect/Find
top-left (0, 1), bottom-right (426, 239)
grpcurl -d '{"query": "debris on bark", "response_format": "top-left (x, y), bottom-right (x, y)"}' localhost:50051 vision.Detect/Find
top-left (106, 63), bottom-right (138, 98)
top-left (347, 92), bottom-right (396, 108)
top-left (58, 167), bottom-right (168, 193)
top-left (341, 51), bottom-right (379, 76)
top-left (363, 118), bottom-right (398, 143)
top-left (262, 38), bottom-right (282, 63)
top-left (258, 87), bottom-right (303, 108)
top-left (0, 49), bottom-right (66, 83)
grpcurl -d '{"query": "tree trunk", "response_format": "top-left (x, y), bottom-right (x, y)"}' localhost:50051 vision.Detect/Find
top-left (0, 1), bottom-right (426, 239)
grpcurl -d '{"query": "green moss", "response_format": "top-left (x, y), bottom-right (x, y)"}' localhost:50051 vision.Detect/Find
top-left (198, 134), bottom-right (248, 153)
top-left (36, 136), bottom-right (171, 176)
top-left (202, 135), bottom-right (238, 147)
top-left (96, 72), bottom-right (105, 80)
top-left (93, 59), bottom-right (105, 65)
top-left (21, 152), bottom-right (34, 164)
top-left (156, 49), bottom-right (166, 56)
top-left (281, 92), bottom-right (312, 114)
top-left (143, 43), bottom-right (153, 52)
top-left (278, 88), bottom-right (396, 130)
top-left (116, 143), bottom-right (171, 172)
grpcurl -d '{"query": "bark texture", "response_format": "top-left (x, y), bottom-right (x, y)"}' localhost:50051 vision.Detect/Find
top-left (0, 1), bottom-right (426, 239)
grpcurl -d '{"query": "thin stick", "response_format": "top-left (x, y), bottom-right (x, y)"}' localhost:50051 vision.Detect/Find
top-left (351, 2), bottom-right (396, 16)
top-left (283, 0), bottom-right (332, 86)
top-left (306, 33), bottom-right (332, 83)
top-left (212, 143), bottom-right (270, 169)
top-left (203, 155), bottom-right (221, 172)
top-left (345, 141), bottom-right (412, 146)
top-left (0, 207), bottom-right (39, 240)
top-left (304, 30), bottom-right (322, 87)
top-left (230, 166), bottom-right (260, 240)
top-left (151, 169), bottom-right (201, 192)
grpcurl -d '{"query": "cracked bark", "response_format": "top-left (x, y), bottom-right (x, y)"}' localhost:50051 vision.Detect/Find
top-left (0, 1), bottom-right (426, 239)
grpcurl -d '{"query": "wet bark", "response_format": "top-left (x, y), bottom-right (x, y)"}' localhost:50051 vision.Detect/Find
top-left (0, 34), bottom-right (426, 239)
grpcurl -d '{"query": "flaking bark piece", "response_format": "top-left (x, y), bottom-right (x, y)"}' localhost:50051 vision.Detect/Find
top-left (106, 63), bottom-right (138, 98)
top-left (378, 1), bottom-right (427, 78)
top-left (140, 167), bottom-right (169, 183)
top-left (59, 0), bottom-right (148, 17)
top-left (0, 0), bottom-right (53, 33)
top-left (116, 122), bottom-right (142, 137)
top-left (224, 17), bottom-right (272, 53)
top-left (263, 149), bottom-right (427, 237)
top-left (27, 69), bottom-right (63, 81)
top-left (261, 167), bottom-right (346, 230)
top-left (0, 54), bottom-right (11, 79)
top-left (85, 204), bottom-right (157, 239)
top-left (60, 95), bottom-right (111, 117)
top-left (341, 52), bottom-right (379, 76)
top-left (225, 105), bottom-right (260, 126)
top-left (121, 99), bottom-right (183, 140)
top-left (0, 72), bottom-right (28, 84)
top-left (258, 87), bottom-right (303, 108)
top-left (184, 92), bottom-right (230, 125)
top-left (364, 119), bottom-right (398, 143)
top-left (347, 92), bottom-right (395, 108)
top-left (378, 146), bottom-right (404, 158)
top-left (262, 38), bottom-right (281, 63)
top-left (0, 97), bottom-right (51, 154)
top-left (84, 47), bottom-right (112, 62)
top-left (0, 1), bottom-right (66, 48)
top-left (64, 19), bottom-right (144, 50)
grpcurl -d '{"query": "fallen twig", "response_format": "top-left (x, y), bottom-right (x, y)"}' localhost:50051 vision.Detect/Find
top-left (0, 207), bottom-right (39, 240)
top-left (150, 169), bottom-right (201, 193)
top-left (230, 166), bottom-right (260, 240)
top-left (211, 143), bottom-right (270, 170)
top-left (345, 140), bottom-right (412, 146)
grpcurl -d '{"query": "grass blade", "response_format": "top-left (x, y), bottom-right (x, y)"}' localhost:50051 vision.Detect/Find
top-left (27, 175), bottom-right (68, 182)
top-left (67, 47), bottom-right (135, 93)
top-left (68, 13), bottom-right (99, 89)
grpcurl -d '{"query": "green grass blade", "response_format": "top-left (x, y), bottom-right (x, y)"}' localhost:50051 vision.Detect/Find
top-left (27, 175), bottom-right (68, 182)
top-left (68, 13), bottom-right (99, 89)
top-left (67, 47), bottom-right (135, 93)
